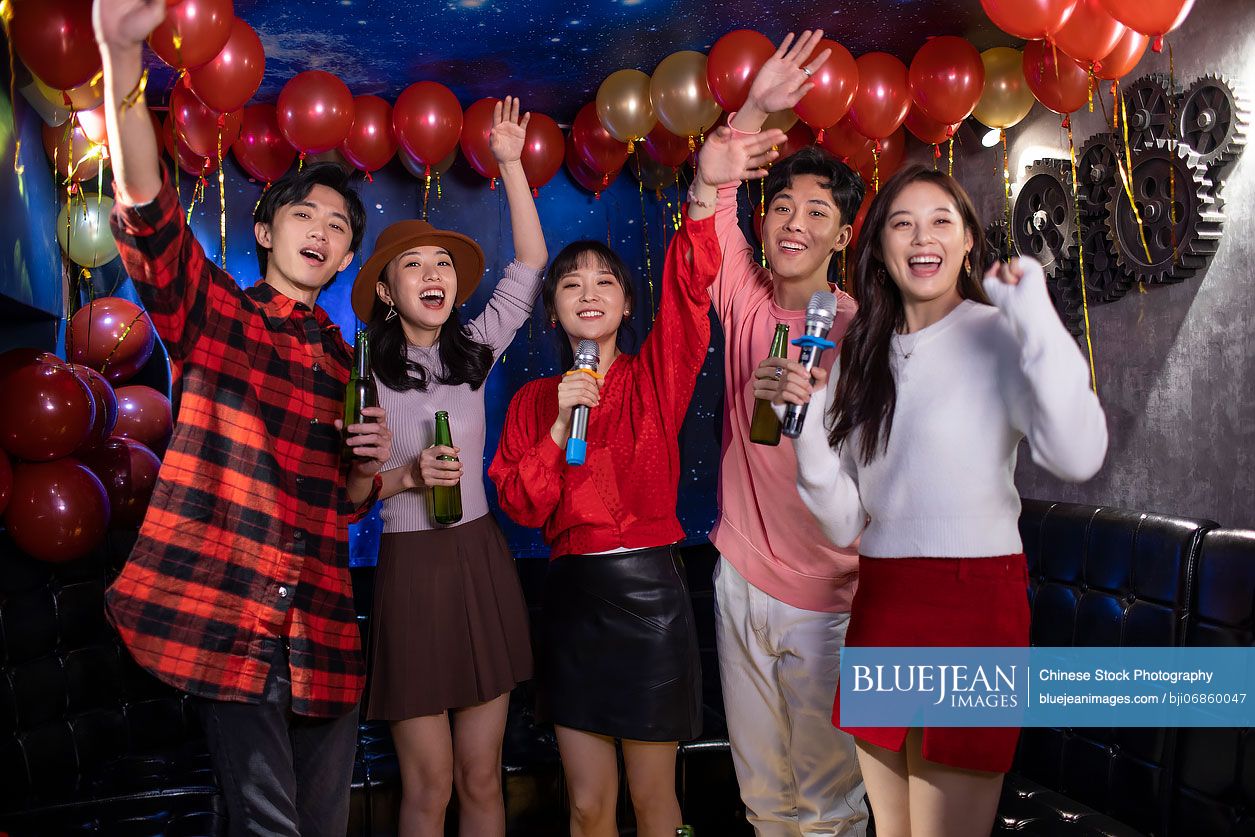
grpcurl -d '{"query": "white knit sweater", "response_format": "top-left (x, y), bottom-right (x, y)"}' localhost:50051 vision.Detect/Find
top-left (791, 259), bottom-right (1108, 558)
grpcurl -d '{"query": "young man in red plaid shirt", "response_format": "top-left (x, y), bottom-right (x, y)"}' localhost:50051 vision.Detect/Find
top-left (94, 2), bottom-right (393, 834)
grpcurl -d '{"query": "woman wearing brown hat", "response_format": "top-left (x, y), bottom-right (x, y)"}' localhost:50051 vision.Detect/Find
top-left (351, 97), bottom-right (546, 837)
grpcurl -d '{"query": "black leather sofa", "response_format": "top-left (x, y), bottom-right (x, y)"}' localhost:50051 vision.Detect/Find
top-left (1, 500), bottom-right (1251, 836)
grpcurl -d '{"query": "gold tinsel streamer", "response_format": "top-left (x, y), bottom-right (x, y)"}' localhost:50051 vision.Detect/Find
top-left (948, 136), bottom-right (955, 177)
top-left (1168, 43), bottom-right (1178, 265)
top-left (635, 152), bottom-right (655, 324)
top-left (872, 142), bottom-right (881, 194)
top-left (1118, 92), bottom-right (1155, 264)
top-left (422, 165), bottom-right (431, 220)
top-left (1065, 118), bottom-right (1099, 394)
top-left (1001, 130), bottom-right (1012, 262)
top-left (758, 179), bottom-right (767, 269)
top-left (1, 0), bottom-right (24, 176)
top-left (217, 122), bottom-right (227, 270)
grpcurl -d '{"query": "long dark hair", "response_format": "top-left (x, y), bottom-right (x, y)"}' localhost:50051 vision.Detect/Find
top-left (367, 262), bottom-right (493, 393)
top-left (542, 241), bottom-right (637, 370)
top-left (828, 165), bottom-right (988, 463)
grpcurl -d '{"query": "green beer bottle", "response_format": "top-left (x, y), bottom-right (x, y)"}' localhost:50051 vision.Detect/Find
top-left (675, 826), bottom-right (696, 836)
top-left (431, 410), bottom-right (463, 525)
top-left (749, 323), bottom-right (789, 446)
top-left (343, 329), bottom-right (378, 459)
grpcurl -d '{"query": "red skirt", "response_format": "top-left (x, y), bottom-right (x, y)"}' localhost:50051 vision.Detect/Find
top-left (835, 554), bottom-right (1030, 774)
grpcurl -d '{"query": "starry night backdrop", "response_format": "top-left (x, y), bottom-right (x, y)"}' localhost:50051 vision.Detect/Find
top-left (68, 0), bottom-right (1014, 564)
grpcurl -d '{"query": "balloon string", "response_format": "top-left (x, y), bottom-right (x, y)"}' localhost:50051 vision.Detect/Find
top-left (758, 179), bottom-right (767, 269)
top-left (217, 122), bottom-right (227, 270)
top-left (1065, 118), bottom-right (1098, 394)
top-left (1117, 91), bottom-right (1154, 264)
top-left (298, 151), bottom-right (305, 172)
top-left (186, 171), bottom-right (208, 224)
top-left (872, 142), bottom-right (881, 194)
top-left (635, 153), bottom-right (655, 323)
top-left (91, 166), bottom-right (103, 270)
top-left (1001, 129), bottom-right (1012, 263)
top-left (100, 309), bottom-right (149, 380)
top-left (838, 250), bottom-right (846, 293)
top-left (253, 181), bottom-right (270, 215)
top-left (0, 0), bottom-right (24, 176)
top-left (948, 136), bottom-right (954, 177)
top-left (422, 165), bottom-right (431, 220)
top-left (1168, 42), bottom-right (1178, 265)
top-left (1088, 68), bottom-right (1096, 113)
top-left (436, 170), bottom-right (442, 200)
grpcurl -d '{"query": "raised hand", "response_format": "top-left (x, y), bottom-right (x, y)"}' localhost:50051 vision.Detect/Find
top-left (489, 96), bottom-right (530, 166)
top-left (696, 126), bottom-right (788, 187)
top-left (93, 0), bottom-right (166, 52)
top-left (742, 30), bottom-right (830, 122)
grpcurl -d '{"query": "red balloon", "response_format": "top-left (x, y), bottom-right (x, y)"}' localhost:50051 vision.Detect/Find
top-left (566, 135), bottom-right (620, 194)
top-left (187, 16), bottom-right (265, 114)
top-left (1095, 28), bottom-right (1149, 80)
top-left (233, 104), bottom-right (297, 183)
top-left (573, 102), bottom-right (629, 176)
top-left (859, 129), bottom-right (906, 186)
top-left (163, 119), bottom-right (220, 177)
top-left (794, 38), bottom-right (860, 132)
top-left (171, 79), bottom-right (242, 159)
top-left (819, 117), bottom-right (874, 172)
top-left (520, 113), bottom-right (564, 191)
top-left (1023, 40), bottom-right (1092, 115)
top-left (339, 95), bottom-right (397, 173)
top-left (778, 121), bottom-right (816, 161)
top-left (70, 364), bottom-right (119, 450)
top-left (79, 437), bottom-right (161, 529)
top-left (459, 98), bottom-right (500, 181)
top-left (909, 36), bottom-right (985, 125)
top-left (1098, 0), bottom-right (1193, 39)
top-left (980, 0), bottom-right (1079, 40)
top-left (113, 386), bottom-right (174, 454)
top-left (68, 297), bottom-right (157, 385)
top-left (41, 120), bottom-right (105, 183)
top-left (1055, 0), bottom-right (1127, 66)
top-left (4, 459), bottom-right (110, 562)
top-left (0, 362), bottom-right (94, 461)
top-left (0, 451), bottom-right (10, 518)
top-left (393, 81), bottom-right (462, 167)
top-left (706, 29), bottom-right (776, 112)
top-left (905, 107), bottom-right (960, 145)
top-left (278, 71), bottom-right (355, 155)
top-left (148, 0), bottom-right (234, 70)
top-left (9, 0), bottom-right (101, 91)
top-left (0, 348), bottom-right (62, 386)
top-left (76, 105), bottom-right (109, 146)
top-left (643, 123), bottom-right (691, 168)
top-left (848, 53), bottom-right (911, 140)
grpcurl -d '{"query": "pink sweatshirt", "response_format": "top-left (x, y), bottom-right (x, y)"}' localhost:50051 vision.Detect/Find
top-left (707, 180), bottom-right (860, 613)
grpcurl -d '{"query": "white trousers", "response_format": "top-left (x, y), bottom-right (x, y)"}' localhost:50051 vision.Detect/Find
top-left (714, 557), bottom-right (867, 836)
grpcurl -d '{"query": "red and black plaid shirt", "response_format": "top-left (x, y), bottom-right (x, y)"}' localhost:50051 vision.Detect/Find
top-left (104, 171), bottom-right (378, 718)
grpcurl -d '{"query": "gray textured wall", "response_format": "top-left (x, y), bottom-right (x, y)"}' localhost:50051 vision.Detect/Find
top-left (942, 0), bottom-right (1255, 528)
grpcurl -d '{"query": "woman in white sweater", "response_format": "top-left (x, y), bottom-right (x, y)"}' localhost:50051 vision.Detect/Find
top-left (760, 164), bottom-right (1107, 836)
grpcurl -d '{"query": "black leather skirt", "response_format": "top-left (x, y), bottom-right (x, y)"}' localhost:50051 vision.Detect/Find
top-left (541, 545), bottom-right (702, 742)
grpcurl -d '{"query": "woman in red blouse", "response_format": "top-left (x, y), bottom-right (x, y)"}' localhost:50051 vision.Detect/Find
top-left (490, 130), bottom-right (781, 836)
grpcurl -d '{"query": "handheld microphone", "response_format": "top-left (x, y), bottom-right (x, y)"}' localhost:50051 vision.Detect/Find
top-left (565, 339), bottom-right (600, 466)
top-left (781, 291), bottom-right (837, 439)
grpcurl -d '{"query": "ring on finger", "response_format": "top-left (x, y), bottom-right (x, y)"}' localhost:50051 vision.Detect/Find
top-left (802, 66), bottom-right (814, 77)
top-left (773, 366), bottom-right (785, 380)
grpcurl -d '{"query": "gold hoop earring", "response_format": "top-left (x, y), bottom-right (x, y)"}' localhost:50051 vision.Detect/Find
top-left (386, 304), bottom-right (398, 321)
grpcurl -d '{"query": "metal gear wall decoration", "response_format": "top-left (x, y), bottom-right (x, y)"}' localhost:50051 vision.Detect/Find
top-left (1011, 159), bottom-right (1077, 282)
top-left (1077, 134), bottom-right (1122, 219)
top-left (1124, 74), bottom-right (1181, 150)
top-left (1081, 223), bottom-right (1136, 303)
top-left (1177, 74), bottom-right (1250, 176)
top-left (1104, 139), bottom-right (1224, 285)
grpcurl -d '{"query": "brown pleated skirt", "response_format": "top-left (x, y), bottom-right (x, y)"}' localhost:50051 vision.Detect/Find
top-left (365, 513), bottom-right (533, 720)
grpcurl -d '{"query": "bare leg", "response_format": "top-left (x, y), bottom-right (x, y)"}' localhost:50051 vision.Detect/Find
top-left (622, 739), bottom-right (682, 837)
top-left (905, 730), bottom-right (1004, 837)
top-left (451, 693), bottom-right (510, 837)
top-left (855, 739), bottom-right (910, 837)
top-left (391, 714), bottom-right (454, 837)
top-left (556, 725), bottom-right (620, 837)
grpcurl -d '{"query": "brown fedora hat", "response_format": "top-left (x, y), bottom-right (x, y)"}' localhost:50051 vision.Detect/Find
top-left (350, 219), bottom-right (485, 322)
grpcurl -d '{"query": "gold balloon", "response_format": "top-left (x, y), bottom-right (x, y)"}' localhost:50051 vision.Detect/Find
top-left (972, 47), bottom-right (1036, 130)
top-left (630, 152), bottom-right (678, 192)
top-left (762, 109), bottom-right (799, 133)
top-left (597, 69), bottom-right (657, 143)
top-left (650, 51), bottom-right (723, 139)
top-left (56, 194), bottom-right (119, 268)
top-left (34, 74), bottom-right (105, 111)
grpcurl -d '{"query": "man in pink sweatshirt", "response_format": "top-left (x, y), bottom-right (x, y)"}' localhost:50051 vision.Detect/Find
top-left (686, 31), bottom-right (867, 835)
